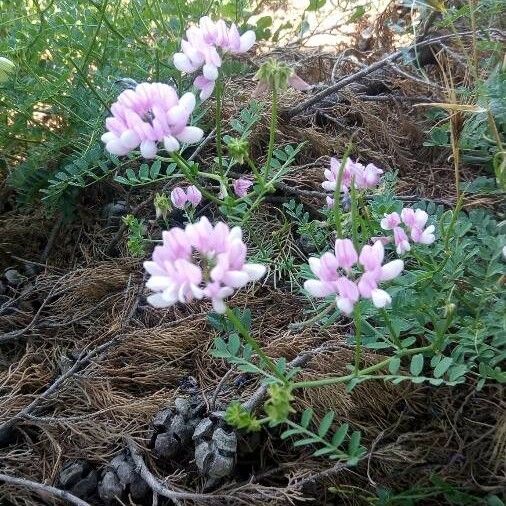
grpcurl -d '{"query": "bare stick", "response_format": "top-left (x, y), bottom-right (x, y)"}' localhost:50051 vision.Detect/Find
top-left (126, 438), bottom-right (236, 503)
top-left (40, 214), bottom-right (63, 263)
top-left (284, 31), bottom-right (474, 118)
top-left (0, 472), bottom-right (90, 506)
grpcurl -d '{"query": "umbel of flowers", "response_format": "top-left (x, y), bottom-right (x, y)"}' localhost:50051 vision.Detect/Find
top-left (381, 208), bottom-right (436, 254)
top-left (323, 157), bottom-right (383, 194)
top-left (173, 17), bottom-right (256, 100)
top-left (304, 239), bottom-right (404, 314)
top-left (101, 82), bottom-right (203, 158)
top-left (143, 217), bottom-right (265, 313)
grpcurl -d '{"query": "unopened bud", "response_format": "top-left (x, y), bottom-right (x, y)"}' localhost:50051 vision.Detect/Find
top-left (253, 59), bottom-right (292, 93)
top-left (154, 193), bottom-right (171, 220)
top-left (0, 57), bottom-right (15, 83)
top-left (444, 303), bottom-right (456, 317)
top-left (226, 137), bottom-right (249, 164)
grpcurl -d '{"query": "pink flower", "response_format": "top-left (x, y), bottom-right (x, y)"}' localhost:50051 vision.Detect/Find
top-left (233, 178), bottom-right (253, 197)
top-left (358, 240), bottom-right (384, 272)
top-left (393, 226), bottom-right (411, 255)
top-left (173, 17), bottom-right (255, 101)
top-left (335, 239), bottom-right (358, 271)
top-left (377, 207), bottom-right (436, 253)
top-left (336, 277), bottom-right (360, 315)
top-left (362, 163), bottom-right (383, 188)
top-left (400, 208), bottom-right (435, 245)
top-left (186, 185), bottom-right (202, 206)
top-left (144, 217), bottom-right (265, 313)
top-left (322, 157), bottom-right (383, 194)
top-left (171, 187), bottom-right (187, 209)
top-left (380, 212), bottom-right (401, 231)
top-left (101, 83), bottom-right (203, 158)
top-left (357, 242), bottom-right (404, 308)
top-left (304, 239), bottom-right (403, 313)
top-left (171, 185), bottom-right (202, 209)
top-left (326, 196), bottom-right (335, 208)
top-left (411, 225), bottom-right (435, 245)
top-left (194, 75), bottom-right (216, 101)
top-left (401, 208), bottom-right (428, 229)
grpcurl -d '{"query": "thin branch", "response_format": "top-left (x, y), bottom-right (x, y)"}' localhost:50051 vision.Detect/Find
top-left (126, 438), bottom-right (236, 503)
top-left (284, 31), bottom-right (474, 118)
top-left (40, 214), bottom-right (63, 263)
top-left (0, 472), bottom-right (90, 506)
top-left (0, 284), bottom-right (59, 344)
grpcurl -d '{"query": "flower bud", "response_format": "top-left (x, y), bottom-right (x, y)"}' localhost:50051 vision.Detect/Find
top-left (186, 185), bottom-right (202, 206)
top-left (0, 57), bottom-right (15, 83)
top-left (444, 303), bottom-right (456, 318)
top-left (253, 59), bottom-right (293, 93)
top-left (154, 193), bottom-right (171, 220)
top-left (226, 137), bottom-right (249, 164)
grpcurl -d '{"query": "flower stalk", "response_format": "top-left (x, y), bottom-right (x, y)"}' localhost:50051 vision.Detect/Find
top-left (225, 307), bottom-right (285, 381)
top-left (265, 85), bottom-right (278, 177)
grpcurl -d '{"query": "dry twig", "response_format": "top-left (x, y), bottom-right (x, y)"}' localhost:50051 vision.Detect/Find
top-left (0, 472), bottom-right (91, 506)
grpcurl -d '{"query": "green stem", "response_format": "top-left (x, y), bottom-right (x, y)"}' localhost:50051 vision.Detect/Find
top-left (350, 178), bottom-right (360, 251)
top-left (443, 191), bottom-right (464, 252)
top-left (332, 143), bottom-right (354, 237)
top-left (353, 304), bottom-right (362, 375)
top-left (380, 308), bottom-right (401, 348)
top-left (265, 86), bottom-right (278, 178)
top-left (215, 77), bottom-right (224, 176)
top-left (246, 154), bottom-right (261, 183)
top-left (225, 307), bottom-right (284, 381)
top-left (292, 345), bottom-right (434, 390)
top-left (289, 302), bottom-right (335, 330)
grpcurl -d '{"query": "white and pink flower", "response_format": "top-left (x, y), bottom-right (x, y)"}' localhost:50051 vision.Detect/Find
top-left (144, 217), bottom-right (265, 313)
top-left (170, 185), bottom-right (202, 209)
top-left (101, 82), bottom-right (203, 158)
top-left (304, 239), bottom-right (403, 314)
top-left (322, 157), bottom-right (383, 195)
top-left (173, 17), bottom-right (256, 101)
top-left (380, 208), bottom-right (436, 253)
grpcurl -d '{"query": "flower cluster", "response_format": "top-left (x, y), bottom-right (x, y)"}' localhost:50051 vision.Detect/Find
top-left (102, 82), bottom-right (203, 158)
top-left (173, 17), bottom-right (256, 101)
top-left (322, 158), bottom-right (383, 195)
top-left (380, 208), bottom-right (435, 254)
top-left (144, 217), bottom-right (266, 313)
top-left (304, 239), bottom-right (403, 314)
top-left (170, 185), bottom-right (202, 209)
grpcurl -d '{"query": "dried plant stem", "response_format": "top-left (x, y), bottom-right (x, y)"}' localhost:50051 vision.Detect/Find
top-left (0, 472), bottom-right (91, 506)
top-left (126, 438), bottom-right (236, 503)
